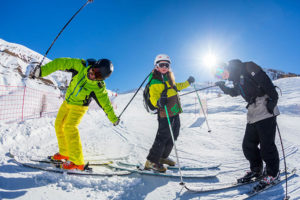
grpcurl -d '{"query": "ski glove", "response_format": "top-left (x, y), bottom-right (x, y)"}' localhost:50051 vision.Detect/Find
top-left (187, 76), bottom-right (195, 84)
top-left (266, 98), bottom-right (277, 114)
top-left (29, 66), bottom-right (41, 79)
top-left (215, 81), bottom-right (225, 87)
top-left (113, 118), bottom-right (120, 126)
top-left (157, 90), bottom-right (168, 108)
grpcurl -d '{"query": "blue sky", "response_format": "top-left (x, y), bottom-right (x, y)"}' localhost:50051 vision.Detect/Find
top-left (1, 0), bottom-right (300, 91)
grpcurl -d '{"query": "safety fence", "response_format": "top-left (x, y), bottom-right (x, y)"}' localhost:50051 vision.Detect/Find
top-left (0, 85), bottom-right (63, 123)
top-left (0, 85), bottom-right (118, 123)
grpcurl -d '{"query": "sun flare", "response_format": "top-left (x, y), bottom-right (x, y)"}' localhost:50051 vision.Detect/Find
top-left (203, 53), bottom-right (217, 68)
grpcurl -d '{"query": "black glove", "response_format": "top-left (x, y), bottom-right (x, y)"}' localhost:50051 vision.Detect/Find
top-left (157, 91), bottom-right (168, 108)
top-left (187, 76), bottom-right (195, 84)
top-left (215, 81), bottom-right (225, 87)
top-left (266, 98), bottom-right (277, 114)
top-left (113, 118), bottom-right (120, 126)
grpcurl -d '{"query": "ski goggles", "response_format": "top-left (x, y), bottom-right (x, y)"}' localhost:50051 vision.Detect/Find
top-left (156, 62), bottom-right (170, 69)
top-left (89, 67), bottom-right (104, 81)
top-left (214, 67), bottom-right (225, 79)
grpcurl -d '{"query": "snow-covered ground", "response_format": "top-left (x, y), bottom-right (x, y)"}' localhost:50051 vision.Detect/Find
top-left (0, 75), bottom-right (300, 200)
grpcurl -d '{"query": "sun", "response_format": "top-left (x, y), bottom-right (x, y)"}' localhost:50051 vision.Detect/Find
top-left (203, 53), bottom-right (217, 68)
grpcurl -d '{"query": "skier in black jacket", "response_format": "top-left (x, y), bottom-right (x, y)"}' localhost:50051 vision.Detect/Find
top-left (214, 59), bottom-right (280, 190)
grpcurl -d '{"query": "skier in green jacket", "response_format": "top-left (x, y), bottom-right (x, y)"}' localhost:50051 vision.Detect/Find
top-left (31, 58), bottom-right (119, 171)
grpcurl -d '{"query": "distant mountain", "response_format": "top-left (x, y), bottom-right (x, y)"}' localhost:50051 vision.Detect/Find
top-left (265, 68), bottom-right (300, 80)
top-left (0, 38), bottom-right (71, 90)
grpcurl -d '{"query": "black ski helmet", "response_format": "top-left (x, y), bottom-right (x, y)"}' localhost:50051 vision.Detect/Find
top-left (92, 59), bottom-right (114, 80)
top-left (226, 59), bottom-right (243, 81)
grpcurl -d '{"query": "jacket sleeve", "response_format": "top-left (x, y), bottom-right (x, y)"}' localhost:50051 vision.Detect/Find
top-left (246, 62), bottom-right (278, 101)
top-left (41, 58), bottom-right (85, 77)
top-left (94, 85), bottom-right (118, 123)
top-left (219, 84), bottom-right (240, 97)
top-left (175, 80), bottom-right (190, 91)
top-left (149, 83), bottom-right (165, 108)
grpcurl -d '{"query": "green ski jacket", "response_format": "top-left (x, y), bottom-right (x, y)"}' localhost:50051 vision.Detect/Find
top-left (41, 57), bottom-right (118, 123)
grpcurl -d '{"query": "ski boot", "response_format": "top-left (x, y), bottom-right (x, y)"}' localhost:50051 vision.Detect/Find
top-left (159, 157), bottom-right (176, 166)
top-left (61, 161), bottom-right (85, 171)
top-left (237, 170), bottom-right (263, 183)
top-left (50, 153), bottom-right (69, 162)
top-left (144, 160), bottom-right (167, 173)
top-left (253, 173), bottom-right (280, 192)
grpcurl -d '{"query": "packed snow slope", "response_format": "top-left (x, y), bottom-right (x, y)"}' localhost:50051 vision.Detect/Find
top-left (0, 76), bottom-right (300, 200)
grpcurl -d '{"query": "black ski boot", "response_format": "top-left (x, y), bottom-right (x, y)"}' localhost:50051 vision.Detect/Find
top-left (252, 172), bottom-right (280, 192)
top-left (237, 170), bottom-right (263, 183)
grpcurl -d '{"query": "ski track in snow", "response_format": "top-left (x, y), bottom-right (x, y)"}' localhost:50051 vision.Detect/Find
top-left (1, 75), bottom-right (300, 199)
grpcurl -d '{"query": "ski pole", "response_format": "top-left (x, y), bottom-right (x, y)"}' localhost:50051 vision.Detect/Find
top-left (37, 0), bottom-right (94, 68)
top-left (164, 105), bottom-right (184, 185)
top-left (275, 119), bottom-right (289, 200)
top-left (193, 84), bottom-right (211, 132)
top-left (180, 85), bottom-right (217, 97)
top-left (118, 72), bottom-right (152, 119)
top-left (159, 73), bottom-right (184, 185)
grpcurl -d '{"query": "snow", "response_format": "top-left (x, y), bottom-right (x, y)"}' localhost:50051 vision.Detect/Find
top-left (1, 39), bottom-right (300, 200)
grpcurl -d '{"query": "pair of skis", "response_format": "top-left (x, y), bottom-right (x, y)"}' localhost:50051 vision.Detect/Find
top-left (184, 168), bottom-right (296, 199)
top-left (107, 161), bottom-right (220, 178)
top-left (8, 153), bottom-right (131, 176)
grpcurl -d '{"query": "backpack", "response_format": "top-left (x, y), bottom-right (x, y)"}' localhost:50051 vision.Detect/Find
top-left (143, 76), bottom-right (157, 114)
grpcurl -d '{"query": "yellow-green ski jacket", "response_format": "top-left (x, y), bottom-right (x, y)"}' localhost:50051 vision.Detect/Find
top-left (41, 58), bottom-right (118, 123)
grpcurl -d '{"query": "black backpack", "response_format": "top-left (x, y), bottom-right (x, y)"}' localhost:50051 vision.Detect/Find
top-left (143, 76), bottom-right (158, 114)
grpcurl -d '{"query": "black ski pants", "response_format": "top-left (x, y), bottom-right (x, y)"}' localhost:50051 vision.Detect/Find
top-left (147, 114), bottom-right (180, 164)
top-left (242, 116), bottom-right (279, 177)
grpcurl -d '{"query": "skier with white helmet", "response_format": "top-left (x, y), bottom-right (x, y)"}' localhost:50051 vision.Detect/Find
top-left (144, 54), bottom-right (195, 172)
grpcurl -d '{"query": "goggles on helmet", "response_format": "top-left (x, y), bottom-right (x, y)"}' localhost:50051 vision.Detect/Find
top-left (156, 62), bottom-right (170, 69)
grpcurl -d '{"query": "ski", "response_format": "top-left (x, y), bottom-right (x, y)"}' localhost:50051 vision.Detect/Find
top-left (237, 168), bottom-right (297, 200)
top-left (184, 169), bottom-right (288, 193)
top-left (184, 177), bottom-right (261, 193)
top-left (30, 156), bottom-right (113, 166)
top-left (108, 162), bottom-right (219, 179)
top-left (8, 153), bottom-right (132, 176)
top-left (116, 161), bottom-right (221, 171)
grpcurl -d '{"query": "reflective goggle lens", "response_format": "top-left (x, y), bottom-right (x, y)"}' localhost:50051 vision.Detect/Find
top-left (215, 67), bottom-right (224, 79)
top-left (92, 68), bottom-right (103, 80)
top-left (157, 62), bottom-right (170, 68)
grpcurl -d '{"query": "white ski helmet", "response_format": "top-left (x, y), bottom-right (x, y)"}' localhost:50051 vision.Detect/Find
top-left (154, 54), bottom-right (171, 65)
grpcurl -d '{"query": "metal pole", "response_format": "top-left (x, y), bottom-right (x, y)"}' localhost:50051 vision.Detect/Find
top-left (276, 120), bottom-right (289, 200)
top-left (180, 85), bottom-right (217, 97)
top-left (37, 0), bottom-right (94, 68)
top-left (193, 84), bottom-right (211, 132)
top-left (118, 72), bottom-right (152, 119)
top-left (159, 73), bottom-right (184, 185)
top-left (164, 105), bottom-right (184, 185)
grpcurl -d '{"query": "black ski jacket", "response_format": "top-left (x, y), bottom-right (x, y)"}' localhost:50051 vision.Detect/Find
top-left (219, 62), bottom-right (278, 105)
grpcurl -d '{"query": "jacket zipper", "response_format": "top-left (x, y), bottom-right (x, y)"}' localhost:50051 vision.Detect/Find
top-left (75, 81), bottom-right (87, 97)
top-left (66, 76), bottom-right (85, 102)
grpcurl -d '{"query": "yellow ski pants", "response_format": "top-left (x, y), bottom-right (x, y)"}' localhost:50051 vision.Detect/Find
top-left (55, 101), bottom-right (88, 165)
